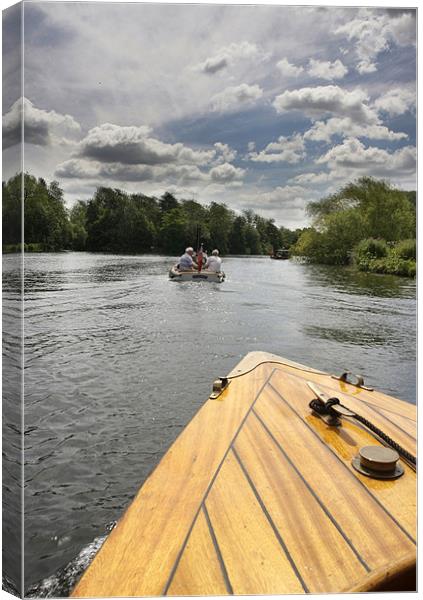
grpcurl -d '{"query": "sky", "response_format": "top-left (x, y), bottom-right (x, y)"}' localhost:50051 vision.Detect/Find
top-left (2, 1), bottom-right (417, 229)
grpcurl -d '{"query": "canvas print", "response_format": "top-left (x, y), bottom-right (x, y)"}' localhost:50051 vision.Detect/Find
top-left (2, 1), bottom-right (417, 597)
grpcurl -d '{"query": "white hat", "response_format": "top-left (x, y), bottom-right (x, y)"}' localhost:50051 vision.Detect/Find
top-left (212, 249), bottom-right (219, 255)
top-left (185, 247), bottom-right (194, 253)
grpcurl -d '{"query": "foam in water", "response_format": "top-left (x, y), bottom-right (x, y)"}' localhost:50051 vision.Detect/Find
top-left (25, 523), bottom-right (116, 598)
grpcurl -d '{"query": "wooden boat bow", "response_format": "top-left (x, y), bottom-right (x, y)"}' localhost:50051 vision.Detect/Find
top-left (71, 351), bottom-right (416, 596)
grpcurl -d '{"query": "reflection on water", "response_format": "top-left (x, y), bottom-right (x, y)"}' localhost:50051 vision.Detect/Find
top-left (2, 252), bottom-right (416, 595)
top-left (2, 253), bottom-right (23, 596)
top-left (303, 263), bottom-right (415, 298)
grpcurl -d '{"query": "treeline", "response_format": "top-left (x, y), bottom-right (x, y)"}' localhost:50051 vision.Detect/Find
top-left (2, 173), bottom-right (301, 255)
top-left (291, 177), bottom-right (416, 277)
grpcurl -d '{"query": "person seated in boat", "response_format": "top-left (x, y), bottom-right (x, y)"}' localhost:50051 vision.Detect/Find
top-left (204, 249), bottom-right (222, 272)
top-left (178, 247), bottom-right (198, 271)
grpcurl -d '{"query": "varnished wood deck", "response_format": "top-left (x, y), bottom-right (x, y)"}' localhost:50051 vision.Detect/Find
top-left (72, 352), bottom-right (416, 596)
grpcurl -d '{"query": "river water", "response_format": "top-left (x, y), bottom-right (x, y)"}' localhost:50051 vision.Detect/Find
top-left (2, 252), bottom-right (417, 594)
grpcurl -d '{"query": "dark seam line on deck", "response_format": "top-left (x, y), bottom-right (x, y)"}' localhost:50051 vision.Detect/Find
top-left (360, 400), bottom-right (416, 425)
top-left (162, 367), bottom-right (277, 595)
top-left (332, 388), bottom-right (417, 445)
top-left (203, 504), bottom-right (234, 594)
top-left (267, 381), bottom-right (416, 546)
top-left (354, 401), bottom-right (416, 443)
top-left (251, 409), bottom-right (370, 573)
top-left (232, 446), bottom-right (309, 593)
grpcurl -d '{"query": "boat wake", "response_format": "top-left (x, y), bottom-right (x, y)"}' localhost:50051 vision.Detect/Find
top-left (25, 523), bottom-right (116, 598)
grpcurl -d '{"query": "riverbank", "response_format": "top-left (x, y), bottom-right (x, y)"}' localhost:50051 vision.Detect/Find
top-left (5, 244), bottom-right (416, 278)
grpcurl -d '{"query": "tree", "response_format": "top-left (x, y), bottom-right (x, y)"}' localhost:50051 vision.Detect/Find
top-left (293, 177), bottom-right (416, 264)
top-left (159, 208), bottom-right (189, 254)
top-left (228, 216), bottom-right (247, 254)
top-left (69, 201), bottom-right (88, 250)
top-left (2, 174), bottom-right (22, 245)
top-left (207, 202), bottom-right (233, 254)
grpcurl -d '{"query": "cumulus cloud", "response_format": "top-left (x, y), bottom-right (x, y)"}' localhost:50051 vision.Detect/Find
top-left (273, 85), bottom-right (377, 125)
top-left (316, 137), bottom-right (416, 180)
top-left (374, 88), bottom-right (416, 117)
top-left (248, 134), bottom-right (305, 164)
top-left (335, 9), bottom-right (416, 74)
top-left (56, 157), bottom-right (245, 187)
top-left (276, 58), bottom-right (304, 78)
top-left (289, 171), bottom-right (334, 185)
top-left (214, 142), bottom-right (237, 164)
top-left (209, 162), bottom-right (245, 183)
top-left (307, 58), bottom-right (348, 81)
top-left (234, 183), bottom-right (313, 227)
top-left (3, 97), bottom-right (81, 149)
top-left (260, 184), bottom-right (307, 208)
top-left (304, 116), bottom-right (407, 143)
top-left (55, 158), bottom-right (212, 184)
top-left (56, 131), bottom-right (245, 187)
top-left (210, 83), bottom-right (263, 112)
top-left (195, 41), bottom-right (268, 74)
top-left (75, 123), bottom-right (215, 166)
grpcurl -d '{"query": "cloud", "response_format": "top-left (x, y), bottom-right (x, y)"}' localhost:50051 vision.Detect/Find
top-left (56, 121), bottom-right (246, 189)
top-left (209, 162), bottom-right (245, 183)
top-left (3, 97), bottom-right (81, 149)
top-left (55, 158), bottom-right (245, 187)
top-left (248, 134), bottom-right (305, 164)
top-left (316, 137), bottom-right (416, 180)
top-left (210, 83), bottom-right (263, 112)
top-left (235, 183), bottom-right (314, 228)
top-left (335, 9), bottom-right (416, 74)
top-left (307, 58), bottom-right (348, 81)
top-left (374, 88), bottom-right (416, 117)
top-left (213, 142), bottom-right (237, 164)
top-left (289, 172), bottom-right (334, 185)
top-left (195, 41), bottom-right (268, 74)
top-left (276, 58), bottom-right (304, 78)
top-left (260, 184), bottom-right (308, 208)
top-left (304, 117), bottom-right (407, 143)
top-left (55, 158), bottom-right (208, 184)
top-left (75, 123), bottom-right (215, 166)
top-left (273, 85), bottom-right (377, 125)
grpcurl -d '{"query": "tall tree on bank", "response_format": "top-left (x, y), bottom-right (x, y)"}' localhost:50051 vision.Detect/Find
top-left (293, 177), bottom-right (416, 264)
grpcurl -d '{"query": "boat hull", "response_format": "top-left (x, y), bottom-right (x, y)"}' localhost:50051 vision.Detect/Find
top-left (169, 266), bottom-right (225, 283)
top-left (71, 351), bottom-right (416, 596)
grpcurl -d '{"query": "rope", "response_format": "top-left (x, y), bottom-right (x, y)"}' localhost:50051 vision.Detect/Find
top-left (310, 397), bottom-right (416, 468)
top-left (222, 360), bottom-right (416, 467)
top-left (223, 359), bottom-right (328, 381)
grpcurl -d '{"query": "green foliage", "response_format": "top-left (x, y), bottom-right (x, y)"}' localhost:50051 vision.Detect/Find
top-left (355, 238), bottom-right (389, 261)
top-left (2, 173), bottom-right (301, 257)
top-left (3, 174), bottom-right (71, 250)
top-left (293, 177), bottom-right (416, 276)
top-left (394, 239), bottom-right (416, 260)
top-left (353, 238), bottom-right (416, 278)
top-left (293, 210), bottom-right (365, 265)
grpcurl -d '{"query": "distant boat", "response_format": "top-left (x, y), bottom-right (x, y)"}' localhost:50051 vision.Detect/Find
top-left (71, 351), bottom-right (416, 596)
top-left (169, 265), bottom-right (225, 283)
top-left (270, 248), bottom-right (290, 259)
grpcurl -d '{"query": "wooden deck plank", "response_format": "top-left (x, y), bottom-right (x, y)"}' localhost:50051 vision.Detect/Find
top-left (228, 353), bottom-right (415, 420)
top-left (312, 382), bottom-right (416, 456)
top-left (268, 363), bottom-right (415, 421)
top-left (72, 365), bottom-right (271, 597)
top-left (268, 371), bottom-right (416, 537)
top-left (253, 383), bottom-right (415, 570)
top-left (205, 450), bottom-right (306, 595)
top-left (167, 507), bottom-right (229, 596)
top-left (70, 352), bottom-right (416, 597)
top-left (233, 413), bottom-right (369, 593)
top-left (365, 405), bottom-right (416, 440)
